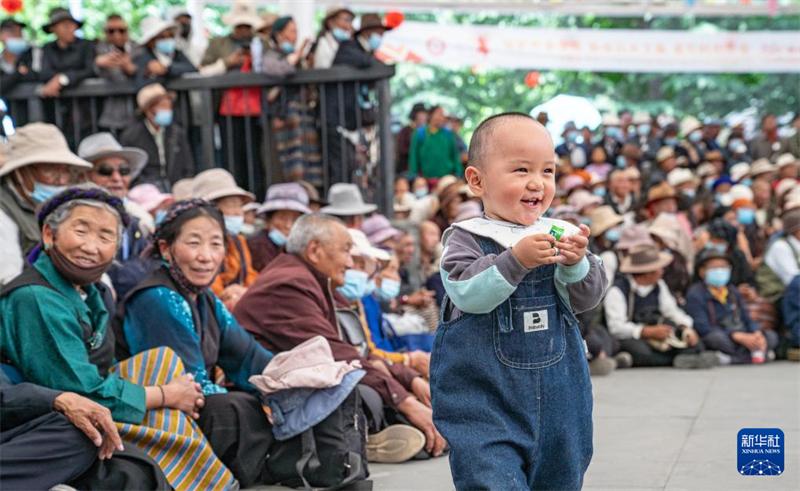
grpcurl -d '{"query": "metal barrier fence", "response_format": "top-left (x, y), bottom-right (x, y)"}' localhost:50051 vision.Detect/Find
top-left (4, 64), bottom-right (397, 213)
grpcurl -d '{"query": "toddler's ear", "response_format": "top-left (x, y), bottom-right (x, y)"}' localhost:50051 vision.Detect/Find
top-left (464, 166), bottom-right (485, 197)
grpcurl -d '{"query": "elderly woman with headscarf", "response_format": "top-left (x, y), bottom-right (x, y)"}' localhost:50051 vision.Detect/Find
top-left (117, 198), bottom-right (276, 488)
top-left (0, 185), bottom-right (237, 491)
top-left (260, 16), bottom-right (322, 186)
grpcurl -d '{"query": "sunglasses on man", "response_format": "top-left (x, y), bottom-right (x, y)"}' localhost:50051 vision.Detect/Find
top-left (96, 164), bottom-right (132, 177)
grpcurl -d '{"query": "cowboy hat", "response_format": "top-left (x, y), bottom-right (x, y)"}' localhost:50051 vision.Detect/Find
top-left (43, 8), bottom-right (82, 34)
top-left (356, 13), bottom-right (392, 35)
top-left (613, 224), bottom-right (654, 251)
top-left (1, 123), bottom-right (92, 178)
top-left (222, 0), bottom-right (265, 29)
top-left (324, 3), bottom-right (355, 22)
top-left (666, 168), bottom-right (698, 189)
top-left (656, 146), bottom-right (675, 164)
top-left (680, 116), bottom-right (702, 137)
top-left (776, 153), bottom-right (798, 169)
top-left (348, 228), bottom-right (390, 262)
top-left (296, 180), bottom-right (328, 206)
top-left (729, 162), bottom-right (751, 183)
top-left (78, 133), bottom-right (148, 181)
top-left (749, 158), bottom-right (775, 178)
top-left (192, 168), bottom-right (255, 204)
top-left (321, 183), bottom-right (377, 216)
top-left (138, 16), bottom-right (175, 45)
top-left (171, 178), bottom-right (195, 201)
top-left (361, 214), bottom-right (403, 246)
top-left (619, 245), bottom-right (674, 274)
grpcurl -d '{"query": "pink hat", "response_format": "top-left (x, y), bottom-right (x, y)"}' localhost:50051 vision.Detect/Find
top-left (361, 214), bottom-right (404, 246)
top-left (614, 224), bottom-right (655, 251)
top-left (128, 183), bottom-right (174, 213)
top-left (563, 174), bottom-right (589, 194)
top-left (567, 190), bottom-right (603, 213)
top-left (454, 200), bottom-right (483, 223)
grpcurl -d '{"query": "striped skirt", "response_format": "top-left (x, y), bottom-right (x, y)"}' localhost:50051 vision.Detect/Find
top-left (111, 347), bottom-right (236, 491)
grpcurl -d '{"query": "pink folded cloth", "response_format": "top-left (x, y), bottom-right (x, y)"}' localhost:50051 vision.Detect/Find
top-left (249, 336), bottom-right (361, 395)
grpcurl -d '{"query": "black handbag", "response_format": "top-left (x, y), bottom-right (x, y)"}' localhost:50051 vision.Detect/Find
top-left (264, 390), bottom-right (372, 490)
top-left (336, 309), bottom-right (370, 358)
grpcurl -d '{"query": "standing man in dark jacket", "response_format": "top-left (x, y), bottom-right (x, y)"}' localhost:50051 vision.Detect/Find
top-left (120, 83), bottom-right (194, 191)
top-left (235, 214), bottom-right (447, 463)
top-left (94, 14), bottom-right (138, 131)
top-left (0, 18), bottom-right (39, 106)
top-left (325, 13), bottom-right (390, 184)
top-left (133, 16), bottom-right (196, 90)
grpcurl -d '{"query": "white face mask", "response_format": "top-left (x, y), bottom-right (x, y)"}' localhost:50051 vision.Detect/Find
top-left (632, 281), bottom-right (657, 297)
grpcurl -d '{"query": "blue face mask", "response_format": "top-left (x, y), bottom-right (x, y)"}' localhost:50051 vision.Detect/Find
top-left (705, 242), bottom-right (728, 254)
top-left (606, 127), bottom-right (622, 141)
top-left (605, 227), bottom-right (621, 243)
top-left (689, 131), bottom-right (702, 143)
top-left (593, 188), bottom-right (607, 198)
top-left (637, 124), bottom-right (651, 137)
top-left (414, 189), bottom-right (428, 199)
top-left (4, 37), bottom-right (29, 56)
top-left (332, 27), bottom-right (351, 42)
top-left (155, 38), bottom-right (176, 55)
top-left (682, 189), bottom-right (696, 200)
top-left (30, 183), bottom-right (65, 204)
top-left (374, 278), bottom-right (401, 302)
top-left (365, 279), bottom-right (377, 296)
top-left (153, 109), bottom-right (173, 127)
top-left (740, 178), bottom-right (753, 187)
top-left (616, 155), bottom-right (627, 168)
top-left (268, 228), bottom-right (287, 247)
top-left (224, 215), bottom-right (244, 235)
top-left (566, 131), bottom-right (578, 144)
top-left (664, 137), bottom-right (679, 146)
top-left (368, 33), bottom-right (382, 51)
top-left (338, 269), bottom-right (370, 301)
top-left (704, 178), bottom-right (715, 190)
top-left (155, 209), bottom-right (167, 225)
top-left (705, 267), bottom-right (731, 288)
top-left (281, 41), bottom-right (295, 53)
top-left (737, 208), bottom-right (755, 226)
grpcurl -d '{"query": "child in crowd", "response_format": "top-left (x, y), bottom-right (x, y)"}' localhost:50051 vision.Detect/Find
top-left (431, 113), bottom-right (607, 490)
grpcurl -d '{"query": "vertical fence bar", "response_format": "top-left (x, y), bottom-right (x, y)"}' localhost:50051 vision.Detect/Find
top-left (89, 97), bottom-right (98, 134)
top-left (376, 79), bottom-right (394, 217)
top-left (260, 87), bottom-right (273, 188)
top-left (243, 85), bottom-right (255, 194)
top-left (54, 98), bottom-right (63, 128)
top-left (71, 98), bottom-right (80, 146)
top-left (200, 89), bottom-right (215, 170)
top-left (27, 94), bottom-right (43, 122)
top-left (224, 92), bottom-right (234, 175)
top-left (319, 83), bottom-right (329, 191)
top-left (337, 82), bottom-right (346, 183)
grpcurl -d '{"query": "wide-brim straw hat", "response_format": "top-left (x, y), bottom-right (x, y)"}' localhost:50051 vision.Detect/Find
top-left (667, 168), bottom-right (698, 189)
top-left (138, 16), bottom-right (175, 45)
top-left (222, 0), bottom-right (265, 29)
top-left (656, 146), bottom-right (675, 164)
top-left (749, 158), bottom-right (775, 178)
top-left (620, 245), bottom-right (674, 274)
top-left (171, 178), bottom-right (195, 201)
top-left (680, 116), bottom-right (702, 136)
top-left (776, 153), bottom-right (798, 169)
top-left (614, 224), bottom-right (655, 251)
top-left (192, 168), bottom-right (255, 204)
top-left (729, 162), bottom-right (751, 183)
top-left (590, 205), bottom-right (623, 237)
top-left (645, 182), bottom-right (677, 206)
top-left (136, 83), bottom-right (176, 112)
top-left (257, 182), bottom-right (312, 215)
top-left (321, 183), bottom-right (377, 216)
top-left (78, 133), bottom-right (148, 181)
top-left (43, 8), bottom-right (83, 34)
top-left (1, 123), bottom-right (92, 178)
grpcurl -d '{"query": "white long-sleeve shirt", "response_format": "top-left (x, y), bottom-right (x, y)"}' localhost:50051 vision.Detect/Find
top-left (0, 208), bottom-right (24, 286)
top-left (763, 234), bottom-right (800, 287)
top-left (604, 278), bottom-right (694, 340)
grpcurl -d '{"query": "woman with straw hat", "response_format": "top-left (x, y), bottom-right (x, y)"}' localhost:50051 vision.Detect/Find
top-left (0, 123), bottom-right (92, 285)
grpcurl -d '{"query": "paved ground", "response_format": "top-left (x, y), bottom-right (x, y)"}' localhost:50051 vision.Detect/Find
top-left (256, 362), bottom-right (799, 490)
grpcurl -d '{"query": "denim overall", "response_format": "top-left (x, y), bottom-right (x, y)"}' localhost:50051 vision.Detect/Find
top-left (431, 235), bottom-right (594, 491)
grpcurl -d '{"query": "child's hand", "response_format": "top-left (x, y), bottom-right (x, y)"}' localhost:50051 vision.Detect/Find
top-left (555, 224), bottom-right (591, 266)
top-left (512, 234), bottom-right (564, 269)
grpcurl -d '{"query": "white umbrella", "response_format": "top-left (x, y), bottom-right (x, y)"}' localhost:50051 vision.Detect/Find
top-left (530, 94), bottom-right (602, 144)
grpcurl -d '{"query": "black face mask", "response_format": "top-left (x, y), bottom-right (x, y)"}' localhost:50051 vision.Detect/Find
top-left (49, 244), bottom-right (113, 287)
top-left (179, 22), bottom-right (192, 39)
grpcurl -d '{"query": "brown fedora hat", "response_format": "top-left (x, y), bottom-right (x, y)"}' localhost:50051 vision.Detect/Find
top-left (619, 245), bottom-right (674, 274)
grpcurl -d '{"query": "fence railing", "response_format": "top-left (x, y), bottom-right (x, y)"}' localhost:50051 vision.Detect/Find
top-left (4, 64), bottom-right (397, 213)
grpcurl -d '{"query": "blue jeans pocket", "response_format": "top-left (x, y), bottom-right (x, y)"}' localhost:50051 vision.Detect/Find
top-left (493, 294), bottom-right (566, 369)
